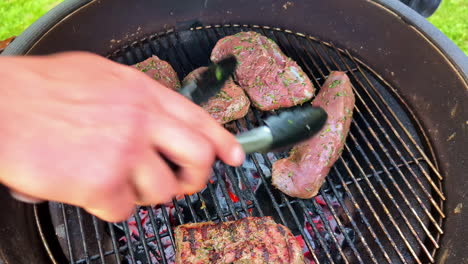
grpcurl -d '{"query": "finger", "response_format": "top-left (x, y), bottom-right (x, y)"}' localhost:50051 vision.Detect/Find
top-left (10, 190), bottom-right (44, 204)
top-left (149, 115), bottom-right (216, 187)
top-left (84, 185), bottom-right (137, 223)
top-left (131, 149), bottom-right (182, 205)
top-left (145, 86), bottom-right (245, 167)
top-left (176, 167), bottom-right (212, 195)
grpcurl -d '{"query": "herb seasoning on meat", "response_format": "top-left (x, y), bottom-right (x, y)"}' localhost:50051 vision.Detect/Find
top-left (272, 71), bottom-right (355, 198)
top-left (174, 217), bottom-right (304, 264)
top-left (211, 31), bottom-right (315, 111)
top-left (133, 55), bottom-right (181, 90)
top-left (182, 67), bottom-right (250, 124)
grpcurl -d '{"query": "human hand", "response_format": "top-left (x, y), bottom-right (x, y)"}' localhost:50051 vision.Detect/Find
top-left (0, 52), bottom-right (244, 222)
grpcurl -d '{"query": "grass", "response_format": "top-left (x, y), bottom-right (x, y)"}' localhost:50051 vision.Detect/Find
top-left (0, 0), bottom-right (62, 40)
top-left (0, 0), bottom-right (466, 54)
top-left (428, 0), bottom-right (468, 54)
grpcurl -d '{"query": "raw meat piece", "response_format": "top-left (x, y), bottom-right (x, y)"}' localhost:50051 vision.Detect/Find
top-left (182, 67), bottom-right (250, 124)
top-left (133, 55), bottom-right (181, 90)
top-left (272, 71), bottom-right (355, 198)
top-left (211, 31), bottom-right (314, 111)
top-left (174, 216), bottom-right (304, 264)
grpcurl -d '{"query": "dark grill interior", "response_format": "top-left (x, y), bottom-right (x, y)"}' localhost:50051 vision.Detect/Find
top-left (35, 25), bottom-right (444, 264)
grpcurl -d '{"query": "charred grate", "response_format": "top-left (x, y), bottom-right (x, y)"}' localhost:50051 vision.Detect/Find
top-left (35, 25), bottom-right (444, 264)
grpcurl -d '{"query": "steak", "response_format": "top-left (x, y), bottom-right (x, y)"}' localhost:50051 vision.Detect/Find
top-left (183, 67), bottom-right (250, 124)
top-left (272, 71), bottom-right (355, 198)
top-left (133, 55), bottom-right (181, 90)
top-left (174, 217), bottom-right (304, 264)
top-left (210, 31), bottom-right (314, 111)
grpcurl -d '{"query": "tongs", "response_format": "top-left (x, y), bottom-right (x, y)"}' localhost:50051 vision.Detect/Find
top-left (179, 56), bottom-right (328, 154)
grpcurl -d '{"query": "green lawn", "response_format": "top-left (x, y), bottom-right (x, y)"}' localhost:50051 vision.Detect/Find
top-left (0, 0), bottom-right (467, 54)
top-left (428, 0), bottom-right (468, 54)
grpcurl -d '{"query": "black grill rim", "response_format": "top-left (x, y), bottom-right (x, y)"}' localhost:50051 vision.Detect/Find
top-left (32, 24), bottom-right (446, 264)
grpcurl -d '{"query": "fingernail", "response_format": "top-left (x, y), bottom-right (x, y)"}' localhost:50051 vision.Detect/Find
top-left (10, 191), bottom-right (44, 204)
top-left (231, 144), bottom-right (245, 166)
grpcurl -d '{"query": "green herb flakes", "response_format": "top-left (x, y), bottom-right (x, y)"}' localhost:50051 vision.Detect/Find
top-left (288, 119), bottom-right (294, 124)
top-left (215, 67), bottom-right (223, 81)
top-left (329, 80), bottom-right (342, 88)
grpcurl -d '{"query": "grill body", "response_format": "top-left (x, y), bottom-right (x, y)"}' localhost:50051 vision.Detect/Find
top-left (1, 0), bottom-right (467, 263)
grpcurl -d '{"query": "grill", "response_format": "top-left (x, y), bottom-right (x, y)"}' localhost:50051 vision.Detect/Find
top-left (33, 25), bottom-right (444, 264)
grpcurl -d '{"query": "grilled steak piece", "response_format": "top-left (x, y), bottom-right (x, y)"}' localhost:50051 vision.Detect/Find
top-left (182, 67), bottom-right (250, 124)
top-left (210, 31), bottom-right (314, 111)
top-left (272, 72), bottom-right (355, 198)
top-left (174, 216), bottom-right (304, 264)
top-left (133, 55), bottom-right (181, 90)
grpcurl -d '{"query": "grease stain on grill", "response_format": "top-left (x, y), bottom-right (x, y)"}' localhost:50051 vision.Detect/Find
top-left (42, 25), bottom-right (443, 264)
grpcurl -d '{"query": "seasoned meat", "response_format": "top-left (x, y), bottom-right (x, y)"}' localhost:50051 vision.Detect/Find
top-left (174, 217), bottom-right (304, 264)
top-left (183, 67), bottom-right (250, 124)
top-left (272, 72), bottom-right (355, 198)
top-left (210, 31), bottom-right (314, 111)
top-left (133, 55), bottom-right (181, 90)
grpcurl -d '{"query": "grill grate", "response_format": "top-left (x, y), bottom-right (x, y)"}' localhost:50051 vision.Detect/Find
top-left (36, 25), bottom-right (444, 264)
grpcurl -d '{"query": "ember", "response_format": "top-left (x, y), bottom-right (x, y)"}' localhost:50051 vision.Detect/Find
top-left (116, 205), bottom-right (178, 264)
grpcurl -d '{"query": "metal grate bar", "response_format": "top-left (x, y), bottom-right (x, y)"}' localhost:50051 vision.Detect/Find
top-left (339, 150), bottom-right (411, 263)
top-left (237, 110), bottom-right (323, 262)
top-left (329, 44), bottom-right (445, 204)
top-left (233, 121), bottom-right (267, 216)
top-left (330, 165), bottom-right (394, 263)
top-left (316, 42), bottom-right (439, 252)
top-left (240, 28), bottom-right (354, 262)
top-left (146, 206), bottom-right (169, 264)
top-left (349, 119), bottom-right (438, 252)
top-left (343, 52), bottom-right (445, 184)
top-left (205, 181), bottom-right (227, 221)
top-left (298, 197), bottom-right (351, 264)
top-left (121, 220), bottom-right (138, 263)
top-left (350, 100), bottom-right (442, 240)
top-left (61, 204), bottom-right (75, 263)
top-left (311, 38), bottom-right (442, 243)
top-left (171, 198), bottom-right (185, 224)
top-left (106, 222), bottom-right (122, 264)
top-left (248, 152), bottom-right (322, 264)
top-left (278, 29), bottom-right (429, 262)
top-left (322, 158), bottom-right (423, 193)
top-left (225, 167), bottom-right (252, 214)
top-left (212, 166), bottom-right (240, 220)
top-left (314, 189), bottom-right (374, 264)
top-left (317, 43), bottom-right (444, 224)
top-left (327, 44), bottom-right (444, 230)
top-left (91, 216), bottom-right (107, 263)
top-left (195, 192), bottom-right (212, 220)
top-left (182, 195), bottom-right (199, 222)
top-left (308, 40), bottom-right (423, 263)
top-left (350, 128), bottom-right (432, 261)
top-left (160, 204), bottom-right (177, 247)
top-left (342, 58), bottom-right (446, 215)
top-left (76, 208), bottom-right (91, 264)
top-left (248, 109), bottom-right (339, 264)
top-left (133, 208), bottom-right (153, 263)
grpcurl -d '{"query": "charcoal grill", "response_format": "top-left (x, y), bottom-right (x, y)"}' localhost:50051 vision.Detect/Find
top-left (1, 0), bottom-right (467, 264)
